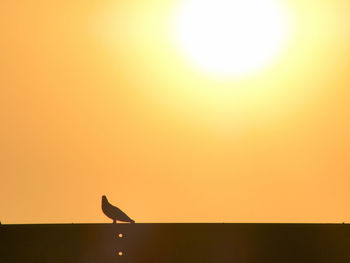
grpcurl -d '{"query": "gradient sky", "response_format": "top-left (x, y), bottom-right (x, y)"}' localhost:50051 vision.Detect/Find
top-left (1, 0), bottom-right (350, 224)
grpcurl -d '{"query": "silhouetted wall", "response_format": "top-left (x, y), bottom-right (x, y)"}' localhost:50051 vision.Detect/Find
top-left (1, 223), bottom-right (350, 263)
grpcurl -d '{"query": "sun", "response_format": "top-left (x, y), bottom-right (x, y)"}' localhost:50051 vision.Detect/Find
top-left (172, 0), bottom-right (291, 77)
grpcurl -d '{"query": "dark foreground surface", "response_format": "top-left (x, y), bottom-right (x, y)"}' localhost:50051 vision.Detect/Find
top-left (1, 223), bottom-right (350, 263)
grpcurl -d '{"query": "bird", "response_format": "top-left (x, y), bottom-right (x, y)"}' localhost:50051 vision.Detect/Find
top-left (102, 195), bottom-right (135, 224)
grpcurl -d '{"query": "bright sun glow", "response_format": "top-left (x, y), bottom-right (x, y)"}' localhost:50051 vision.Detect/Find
top-left (173, 0), bottom-right (291, 77)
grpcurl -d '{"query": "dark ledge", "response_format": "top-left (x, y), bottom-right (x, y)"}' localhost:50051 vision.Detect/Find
top-left (1, 223), bottom-right (350, 263)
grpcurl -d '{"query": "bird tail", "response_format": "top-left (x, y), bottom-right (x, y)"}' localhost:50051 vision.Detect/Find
top-left (130, 219), bottom-right (135, 223)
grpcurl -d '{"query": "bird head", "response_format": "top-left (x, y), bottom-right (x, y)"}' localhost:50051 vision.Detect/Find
top-left (102, 195), bottom-right (108, 203)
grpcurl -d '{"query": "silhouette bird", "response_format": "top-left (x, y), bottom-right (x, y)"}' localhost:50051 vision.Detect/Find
top-left (102, 195), bottom-right (135, 224)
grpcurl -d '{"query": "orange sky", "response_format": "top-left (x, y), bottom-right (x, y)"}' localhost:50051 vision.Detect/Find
top-left (1, 0), bottom-right (350, 224)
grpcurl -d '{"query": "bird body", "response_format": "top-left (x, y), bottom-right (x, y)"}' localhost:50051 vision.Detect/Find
top-left (102, 195), bottom-right (135, 224)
